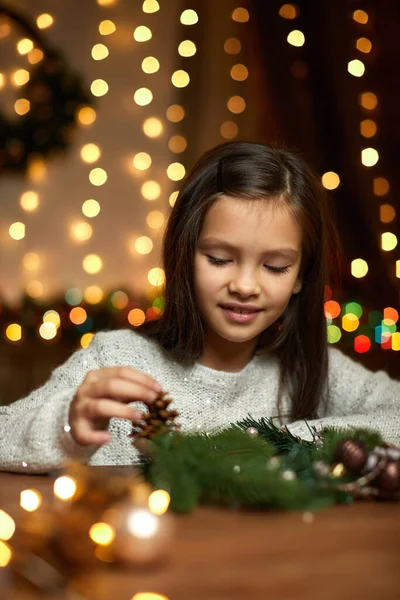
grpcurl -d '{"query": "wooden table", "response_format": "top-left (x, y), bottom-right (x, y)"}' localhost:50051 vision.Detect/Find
top-left (1, 471), bottom-right (399, 600)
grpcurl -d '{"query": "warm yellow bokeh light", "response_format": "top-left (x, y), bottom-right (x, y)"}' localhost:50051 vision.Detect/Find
top-left (134, 87), bottom-right (153, 106)
top-left (0, 73), bottom-right (5, 89)
top-left (132, 594), bottom-right (169, 600)
top-left (82, 199), bottom-right (101, 217)
top-left (14, 98), bottom-right (30, 115)
top-left (392, 332), bottom-right (400, 351)
top-left (89, 523), bottom-right (116, 546)
top-left (133, 152), bottom-right (152, 170)
top-left (168, 135), bottom-right (187, 153)
top-left (17, 38), bottom-right (34, 55)
top-left (141, 180), bottom-right (161, 201)
top-left (143, 0), bottom-right (160, 13)
top-left (143, 117), bottom-right (163, 138)
top-left (97, 0), bottom-right (116, 5)
top-left (359, 92), bottom-right (378, 110)
top-left (0, 541), bottom-right (12, 568)
top-left (83, 254), bottom-right (103, 274)
top-left (43, 310), bottom-right (61, 329)
top-left (224, 38), bottom-right (241, 54)
top-left (342, 313), bottom-right (359, 332)
top-left (20, 489), bottom-right (42, 512)
top-left (142, 56), bottom-right (160, 73)
top-left (147, 210), bottom-right (165, 229)
top-left (99, 20), bottom-right (116, 35)
top-left (111, 291), bottom-right (129, 310)
top-left (78, 106), bottom-right (97, 125)
top-left (348, 59), bottom-right (365, 77)
top-left (397, 260), bottom-right (400, 279)
top-left (23, 252), bottom-right (40, 271)
top-left (220, 120), bottom-right (239, 139)
top-left (9, 222), bottom-right (25, 240)
top-left (381, 232), bottom-right (398, 252)
top-left (180, 9), bottom-right (199, 25)
top-left (0, 21), bottom-right (11, 39)
top-left (135, 236), bottom-right (154, 254)
top-left (134, 26), bottom-right (152, 42)
top-left (373, 177), bottom-right (389, 196)
top-left (351, 258), bottom-right (368, 278)
top-left (84, 285), bottom-right (104, 304)
top-left (128, 308), bottom-right (146, 326)
top-left (287, 30), bottom-right (305, 47)
top-left (0, 510), bottom-right (15, 541)
top-left (54, 476), bottom-right (77, 500)
top-left (380, 204), bottom-right (396, 224)
top-left (361, 147), bottom-right (379, 167)
top-left (167, 162), bottom-right (185, 181)
top-left (89, 167), bottom-right (108, 186)
top-left (5, 324), bottom-right (22, 342)
top-left (227, 95), bottom-right (246, 114)
top-left (91, 79), bottom-right (109, 97)
top-left (12, 69), bottom-right (29, 86)
top-left (353, 9), bottom-right (368, 24)
top-left (166, 104), bottom-right (185, 122)
top-left (37, 13), bottom-right (54, 29)
top-left (171, 70), bottom-right (190, 88)
top-left (71, 222), bottom-right (93, 242)
top-left (360, 119), bottom-right (377, 138)
top-left (28, 48), bottom-right (44, 64)
top-left (169, 191), bottom-right (179, 207)
top-left (26, 281), bottom-right (43, 298)
top-left (148, 490), bottom-right (170, 515)
top-left (91, 43), bottom-right (109, 60)
top-left (20, 190), bottom-right (39, 211)
top-left (232, 7), bottom-right (250, 22)
top-left (81, 332), bottom-right (95, 349)
top-left (178, 40), bottom-right (197, 57)
top-left (80, 143), bottom-right (101, 163)
top-left (230, 64), bottom-right (248, 81)
top-left (321, 171), bottom-right (340, 190)
top-left (39, 321), bottom-right (57, 340)
top-left (356, 37), bottom-right (372, 53)
top-left (148, 267), bottom-right (166, 286)
top-left (279, 4), bottom-right (297, 19)
top-left (69, 307), bottom-right (87, 325)
top-left (28, 158), bottom-right (46, 183)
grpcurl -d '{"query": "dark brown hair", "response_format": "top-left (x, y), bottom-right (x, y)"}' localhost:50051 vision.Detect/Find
top-left (140, 141), bottom-right (341, 421)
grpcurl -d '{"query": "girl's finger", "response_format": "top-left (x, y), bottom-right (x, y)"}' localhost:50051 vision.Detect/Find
top-left (89, 378), bottom-right (159, 404)
top-left (87, 399), bottom-right (143, 422)
top-left (87, 366), bottom-right (162, 393)
top-left (71, 421), bottom-right (111, 446)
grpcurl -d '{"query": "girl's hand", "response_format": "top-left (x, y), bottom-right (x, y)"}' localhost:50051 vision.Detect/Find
top-left (68, 367), bottom-right (163, 446)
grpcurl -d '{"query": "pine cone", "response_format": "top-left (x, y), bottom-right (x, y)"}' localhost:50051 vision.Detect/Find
top-left (130, 391), bottom-right (180, 444)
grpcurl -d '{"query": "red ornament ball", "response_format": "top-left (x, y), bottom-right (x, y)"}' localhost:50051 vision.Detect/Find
top-left (334, 439), bottom-right (368, 473)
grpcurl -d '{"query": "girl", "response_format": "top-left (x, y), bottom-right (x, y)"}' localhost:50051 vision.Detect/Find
top-left (0, 141), bottom-right (399, 473)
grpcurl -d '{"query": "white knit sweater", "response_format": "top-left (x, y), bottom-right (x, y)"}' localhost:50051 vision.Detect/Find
top-left (0, 329), bottom-right (399, 473)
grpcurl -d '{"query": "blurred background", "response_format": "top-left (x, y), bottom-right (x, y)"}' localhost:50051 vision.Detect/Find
top-left (0, 0), bottom-right (399, 404)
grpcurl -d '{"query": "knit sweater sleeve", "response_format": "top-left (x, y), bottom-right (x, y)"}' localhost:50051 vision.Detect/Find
top-left (286, 348), bottom-right (400, 444)
top-left (0, 333), bottom-right (109, 473)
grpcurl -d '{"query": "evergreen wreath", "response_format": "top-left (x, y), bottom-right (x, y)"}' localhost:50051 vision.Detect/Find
top-left (0, 5), bottom-right (94, 174)
top-left (131, 399), bottom-right (400, 513)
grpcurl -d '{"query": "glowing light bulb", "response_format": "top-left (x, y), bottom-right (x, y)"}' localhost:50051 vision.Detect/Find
top-left (82, 199), bottom-right (101, 217)
top-left (91, 43), bottom-right (109, 60)
top-left (180, 9), bottom-right (199, 25)
top-left (37, 13), bottom-right (54, 29)
top-left (134, 87), bottom-right (153, 106)
top-left (142, 56), bottom-right (160, 73)
top-left (134, 26), bottom-right (152, 42)
top-left (287, 30), bottom-right (305, 46)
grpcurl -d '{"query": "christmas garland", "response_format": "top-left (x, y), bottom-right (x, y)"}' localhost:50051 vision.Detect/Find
top-left (0, 5), bottom-right (93, 174)
top-left (132, 404), bottom-right (400, 513)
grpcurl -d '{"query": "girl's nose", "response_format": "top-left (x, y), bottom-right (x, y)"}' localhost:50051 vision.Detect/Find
top-left (228, 271), bottom-right (261, 297)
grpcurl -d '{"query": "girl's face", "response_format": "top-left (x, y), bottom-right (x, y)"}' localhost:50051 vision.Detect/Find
top-left (194, 195), bottom-right (303, 353)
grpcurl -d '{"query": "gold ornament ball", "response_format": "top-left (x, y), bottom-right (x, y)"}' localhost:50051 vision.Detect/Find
top-left (102, 501), bottom-right (174, 566)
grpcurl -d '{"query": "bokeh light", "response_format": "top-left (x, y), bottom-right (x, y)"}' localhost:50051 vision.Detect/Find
top-left (359, 92), bottom-right (378, 110)
top-left (128, 308), bottom-right (146, 326)
top-left (91, 43), bottom-right (109, 60)
top-left (78, 106), bottom-right (97, 125)
top-left (134, 87), bottom-right (153, 106)
top-left (133, 152), bottom-right (152, 170)
top-left (23, 252), bottom-right (40, 271)
top-left (89, 167), bottom-right (108, 186)
top-left (327, 325), bottom-right (341, 344)
top-left (287, 30), bottom-right (305, 47)
top-left (351, 258), bottom-right (368, 278)
top-left (381, 232), bottom-right (398, 251)
top-left (168, 135), bottom-right (187, 153)
top-left (148, 267), bottom-right (165, 286)
top-left (91, 79), bottom-right (109, 97)
top-left (171, 70), bottom-right (190, 88)
top-left (135, 236), bottom-right (154, 254)
top-left (178, 40), bottom-right (197, 57)
top-left (361, 147), bottom-right (379, 167)
top-left (143, 0), bottom-right (160, 13)
top-left (166, 105), bottom-right (185, 122)
top-left (232, 7), bottom-right (250, 22)
top-left (353, 10), bottom-right (369, 24)
top-left (142, 56), bottom-right (160, 73)
top-left (354, 335), bottom-right (371, 353)
top-left (82, 199), bottom-right (101, 217)
top-left (373, 177), bottom-right (389, 196)
top-left (141, 181), bottom-right (161, 200)
top-left (180, 9), bottom-right (199, 25)
top-left (134, 26), bottom-right (152, 42)
top-left (279, 4), bottom-right (298, 19)
top-left (143, 117), bottom-right (163, 137)
top-left (230, 64), bottom-right (248, 81)
top-left (99, 20), bottom-right (116, 35)
top-left (224, 38), bottom-right (241, 54)
top-left (80, 143), bottom-right (101, 163)
top-left (227, 96), bottom-right (246, 114)
top-left (321, 171), bottom-right (340, 190)
top-left (167, 162), bottom-right (185, 181)
top-left (146, 210), bottom-right (165, 229)
top-left (9, 222), bottom-right (25, 240)
top-left (84, 285), bottom-right (104, 304)
top-left (220, 121), bottom-right (238, 139)
top-left (5, 324), bottom-right (22, 342)
top-left (20, 191), bottom-right (39, 211)
top-left (20, 489), bottom-right (42, 511)
top-left (360, 119), bottom-right (377, 138)
top-left (348, 59), bottom-right (365, 77)
top-left (83, 254), bottom-right (103, 274)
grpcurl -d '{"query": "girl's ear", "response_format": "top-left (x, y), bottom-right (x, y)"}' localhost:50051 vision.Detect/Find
top-left (293, 280), bottom-right (302, 294)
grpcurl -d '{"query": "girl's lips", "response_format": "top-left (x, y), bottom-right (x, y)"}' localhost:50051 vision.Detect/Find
top-left (219, 306), bottom-right (261, 323)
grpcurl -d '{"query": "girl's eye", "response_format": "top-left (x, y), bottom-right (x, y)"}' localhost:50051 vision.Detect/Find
top-left (206, 255), bottom-right (290, 274)
top-left (206, 255), bottom-right (230, 266)
top-left (266, 265), bottom-right (290, 274)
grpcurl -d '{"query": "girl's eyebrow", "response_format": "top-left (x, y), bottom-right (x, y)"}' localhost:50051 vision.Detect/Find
top-left (199, 237), bottom-right (299, 260)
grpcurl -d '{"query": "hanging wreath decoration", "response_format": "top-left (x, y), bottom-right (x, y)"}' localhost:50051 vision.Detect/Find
top-left (0, 5), bottom-right (94, 174)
